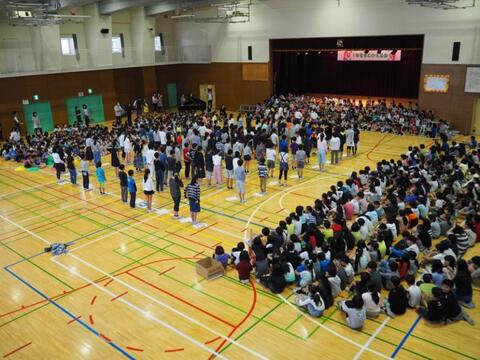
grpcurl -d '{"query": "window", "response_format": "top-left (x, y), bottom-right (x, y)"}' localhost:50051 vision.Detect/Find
top-left (60, 36), bottom-right (75, 56)
top-left (154, 34), bottom-right (163, 52)
top-left (112, 34), bottom-right (123, 54)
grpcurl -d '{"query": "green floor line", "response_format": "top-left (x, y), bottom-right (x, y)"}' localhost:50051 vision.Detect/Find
top-left (219, 293), bottom-right (294, 355)
top-left (0, 241), bottom-right (74, 290)
top-left (284, 314), bottom-right (302, 331)
top-left (113, 249), bottom-right (306, 341)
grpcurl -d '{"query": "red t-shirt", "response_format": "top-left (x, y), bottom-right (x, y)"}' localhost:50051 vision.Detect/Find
top-left (343, 203), bottom-right (354, 220)
top-left (475, 222), bottom-right (480, 242)
top-left (236, 260), bottom-right (252, 280)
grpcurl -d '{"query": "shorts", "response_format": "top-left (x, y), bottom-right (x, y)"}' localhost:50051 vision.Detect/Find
top-left (206, 171), bottom-right (212, 180)
top-left (236, 180), bottom-right (246, 193)
top-left (267, 160), bottom-right (275, 169)
top-left (296, 160), bottom-right (305, 169)
top-left (98, 181), bottom-right (105, 186)
top-left (226, 169), bottom-right (234, 179)
top-left (144, 190), bottom-right (154, 195)
top-left (189, 198), bottom-right (201, 213)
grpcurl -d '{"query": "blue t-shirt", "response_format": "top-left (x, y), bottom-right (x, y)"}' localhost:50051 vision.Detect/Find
top-left (127, 176), bottom-right (136, 193)
top-left (96, 167), bottom-right (106, 182)
top-left (279, 139), bottom-right (288, 152)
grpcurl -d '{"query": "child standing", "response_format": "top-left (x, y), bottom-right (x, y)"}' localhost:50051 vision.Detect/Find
top-left (80, 154), bottom-right (90, 191)
top-left (127, 170), bottom-right (137, 208)
top-left (118, 164), bottom-right (128, 203)
top-left (258, 158), bottom-right (268, 195)
top-left (95, 162), bottom-right (106, 194)
top-left (212, 151), bottom-right (223, 187)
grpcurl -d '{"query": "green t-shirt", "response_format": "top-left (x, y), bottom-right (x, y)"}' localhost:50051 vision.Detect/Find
top-left (420, 283), bottom-right (435, 297)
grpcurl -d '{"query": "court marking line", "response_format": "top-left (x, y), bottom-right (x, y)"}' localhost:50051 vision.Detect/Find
top-left (353, 317), bottom-right (390, 360)
top-left (3, 266), bottom-right (135, 360)
top-left (164, 348), bottom-right (185, 353)
top-left (61, 255), bottom-right (266, 359)
top-left (391, 315), bottom-right (422, 358)
top-left (111, 291), bottom-right (128, 302)
top-left (90, 296), bottom-right (97, 305)
top-left (51, 257), bottom-right (229, 360)
top-left (0, 180), bottom-right (59, 199)
top-left (2, 341), bottom-right (32, 358)
top-left (126, 347), bottom-right (144, 352)
top-left (278, 294), bottom-right (391, 360)
top-left (67, 315), bottom-right (82, 324)
top-left (1, 210), bottom-right (227, 359)
top-left (125, 270), bottom-right (236, 328)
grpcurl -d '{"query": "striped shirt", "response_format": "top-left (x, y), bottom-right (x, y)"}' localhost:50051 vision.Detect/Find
top-left (185, 183), bottom-right (201, 202)
top-left (258, 164), bottom-right (268, 178)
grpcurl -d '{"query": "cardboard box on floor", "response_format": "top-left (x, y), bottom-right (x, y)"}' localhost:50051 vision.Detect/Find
top-left (196, 257), bottom-right (224, 280)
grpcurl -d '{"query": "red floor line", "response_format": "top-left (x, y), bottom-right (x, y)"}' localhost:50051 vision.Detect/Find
top-left (366, 133), bottom-right (390, 161)
top-left (259, 216), bottom-right (269, 222)
top-left (290, 192), bottom-right (316, 199)
top-left (4, 171), bottom-right (159, 230)
top-left (111, 291), bottom-right (128, 302)
top-left (189, 222), bottom-right (218, 236)
top-left (90, 296), bottom-right (97, 305)
top-left (204, 336), bottom-right (221, 345)
top-left (126, 271), bottom-right (236, 328)
top-left (240, 227), bottom-right (248, 232)
top-left (103, 278), bottom-right (114, 287)
top-left (164, 348), bottom-right (184, 353)
top-left (158, 266), bottom-right (175, 276)
top-left (67, 315), bottom-right (82, 324)
top-left (89, 314), bottom-right (94, 325)
top-left (209, 279), bottom-right (258, 359)
top-left (3, 341), bottom-right (32, 358)
top-left (193, 250), bottom-right (205, 258)
top-left (275, 208), bottom-right (285, 213)
top-left (165, 230), bottom-right (216, 250)
top-left (126, 346), bottom-right (144, 352)
top-left (100, 333), bottom-right (112, 342)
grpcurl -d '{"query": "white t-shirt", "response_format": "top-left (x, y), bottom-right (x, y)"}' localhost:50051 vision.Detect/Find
top-left (329, 136), bottom-right (340, 151)
top-left (407, 285), bottom-right (422, 308)
top-left (362, 292), bottom-right (381, 313)
top-left (266, 148), bottom-right (276, 161)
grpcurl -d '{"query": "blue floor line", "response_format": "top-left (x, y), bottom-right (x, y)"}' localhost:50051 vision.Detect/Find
top-left (4, 266), bottom-right (135, 360)
top-left (391, 314), bottom-right (422, 358)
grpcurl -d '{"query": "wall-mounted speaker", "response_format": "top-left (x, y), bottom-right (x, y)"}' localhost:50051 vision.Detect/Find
top-left (100, 28), bottom-right (109, 34)
top-left (452, 42), bottom-right (460, 61)
top-left (248, 46), bottom-right (252, 61)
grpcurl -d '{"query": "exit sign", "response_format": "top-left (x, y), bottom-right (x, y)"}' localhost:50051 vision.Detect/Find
top-left (33, 94), bottom-right (39, 100)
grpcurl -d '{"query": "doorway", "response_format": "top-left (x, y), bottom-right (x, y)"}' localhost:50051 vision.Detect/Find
top-left (472, 98), bottom-right (480, 135)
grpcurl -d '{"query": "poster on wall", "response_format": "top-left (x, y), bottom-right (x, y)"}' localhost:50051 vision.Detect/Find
top-left (337, 50), bottom-right (402, 61)
top-left (465, 67), bottom-right (480, 93)
top-left (423, 74), bottom-right (450, 93)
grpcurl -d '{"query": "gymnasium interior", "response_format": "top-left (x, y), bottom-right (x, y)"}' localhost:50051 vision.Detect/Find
top-left (1, 0), bottom-right (480, 359)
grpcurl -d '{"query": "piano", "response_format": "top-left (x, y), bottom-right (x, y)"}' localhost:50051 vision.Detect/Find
top-left (179, 94), bottom-right (206, 111)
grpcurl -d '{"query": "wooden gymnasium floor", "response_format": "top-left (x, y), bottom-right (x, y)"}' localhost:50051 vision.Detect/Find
top-left (0, 131), bottom-right (479, 360)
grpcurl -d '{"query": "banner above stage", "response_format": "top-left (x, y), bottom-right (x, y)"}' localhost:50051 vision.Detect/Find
top-left (337, 50), bottom-right (402, 61)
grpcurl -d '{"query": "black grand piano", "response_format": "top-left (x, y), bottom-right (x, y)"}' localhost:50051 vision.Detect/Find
top-left (179, 94), bottom-right (206, 111)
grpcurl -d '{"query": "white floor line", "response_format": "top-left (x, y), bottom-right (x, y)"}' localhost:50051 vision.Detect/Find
top-left (277, 295), bottom-right (391, 360)
top-left (70, 215), bottom-right (157, 252)
top-left (243, 174), bottom-right (338, 242)
top-left (277, 179), bottom-right (339, 215)
top-left (63, 252), bottom-right (268, 360)
top-left (0, 213), bottom-right (261, 359)
top-left (352, 317), bottom-right (390, 360)
top-left (12, 201), bottom-right (84, 225)
top-left (211, 226), bottom-right (243, 240)
top-left (51, 258), bottom-right (228, 360)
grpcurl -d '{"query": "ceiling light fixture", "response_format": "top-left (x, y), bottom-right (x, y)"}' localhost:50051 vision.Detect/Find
top-left (405, 0), bottom-right (476, 9)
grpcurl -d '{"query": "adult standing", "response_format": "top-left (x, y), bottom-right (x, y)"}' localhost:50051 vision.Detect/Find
top-left (142, 168), bottom-right (154, 212)
top-left (52, 146), bottom-right (65, 183)
top-left (114, 102), bottom-right (123, 124)
top-left (329, 133), bottom-right (341, 165)
top-left (82, 104), bottom-right (90, 127)
top-left (13, 111), bottom-right (22, 132)
top-left (124, 135), bottom-right (132, 164)
top-left (152, 93), bottom-right (158, 112)
top-left (317, 132), bottom-right (328, 172)
top-left (234, 159), bottom-right (246, 203)
top-left (279, 149), bottom-right (289, 187)
top-left (169, 173), bottom-right (184, 219)
top-left (109, 142), bottom-right (120, 177)
top-left (32, 112), bottom-right (42, 136)
top-left (185, 176), bottom-right (201, 225)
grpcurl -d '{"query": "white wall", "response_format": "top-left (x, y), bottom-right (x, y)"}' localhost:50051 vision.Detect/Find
top-left (173, 0), bottom-right (480, 64)
top-left (0, 22), bottom-right (37, 73)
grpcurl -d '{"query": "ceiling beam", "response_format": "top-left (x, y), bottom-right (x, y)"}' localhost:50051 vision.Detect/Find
top-left (59, 0), bottom-right (100, 8)
top-left (145, 0), bottom-right (218, 16)
top-left (98, 0), bottom-right (160, 15)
